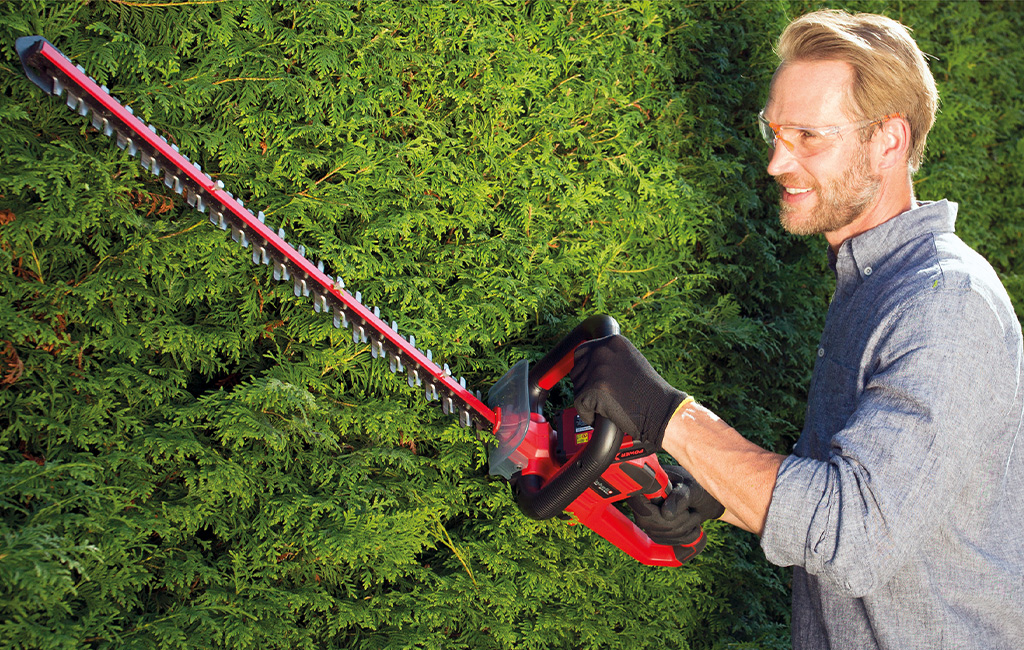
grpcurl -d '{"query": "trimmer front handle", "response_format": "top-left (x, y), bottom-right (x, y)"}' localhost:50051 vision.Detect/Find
top-left (487, 315), bottom-right (709, 566)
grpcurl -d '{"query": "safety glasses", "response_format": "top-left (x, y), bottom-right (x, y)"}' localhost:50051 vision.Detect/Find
top-left (757, 110), bottom-right (902, 158)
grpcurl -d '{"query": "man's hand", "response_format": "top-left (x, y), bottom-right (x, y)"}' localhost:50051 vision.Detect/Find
top-left (628, 465), bottom-right (725, 547)
top-left (570, 334), bottom-right (688, 453)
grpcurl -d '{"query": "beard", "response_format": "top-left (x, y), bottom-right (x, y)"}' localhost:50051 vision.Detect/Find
top-left (777, 146), bottom-right (881, 236)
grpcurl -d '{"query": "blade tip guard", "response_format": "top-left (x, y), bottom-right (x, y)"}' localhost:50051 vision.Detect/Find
top-left (15, 35), bottom-right (55, 94)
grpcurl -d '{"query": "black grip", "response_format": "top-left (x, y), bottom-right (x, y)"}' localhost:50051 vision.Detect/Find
top-left (516, 315), bottom-right (622, 520)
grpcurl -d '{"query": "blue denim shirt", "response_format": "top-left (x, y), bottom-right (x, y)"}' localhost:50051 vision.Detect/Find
top-left (760, 200), bottom-right (1024, 649)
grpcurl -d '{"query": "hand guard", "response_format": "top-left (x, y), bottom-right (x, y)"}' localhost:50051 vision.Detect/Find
top-left (570, 334), bottom-right (687, 453)
top-left (627, 464), bottom-right (725, 547)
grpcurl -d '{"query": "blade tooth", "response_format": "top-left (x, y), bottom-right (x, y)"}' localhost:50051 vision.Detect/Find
top-left (51, 76), bottom-right (64, 97)
top-left (459, 409), bottom-right (472, 428)
top-left (408, 334), bottom-right (416, 350)
top-left (371, 336), bottom-right (384, 359)
top-left (77, 98), bottom-right (90, 117)
top-left (298, 244), bottom-right (306, 258)
top-left (354, 291), bottom-right (362, 304)
top-left (91, 111), bottom-right (104, 131)
top-left (407, 366), bottom-right (420, 388)
top-left (441, 395), bottom-right (454, 416)
top-left (140, 150), bottom-right (153, 170)
top-left (66, 91), bottom-right (79, 110)
top-left (292, 275), bottom-right (302, 297)
top-left (75, 64), bottom-right (86, 73)
top-left (443, 363), bottom-right (452, 376)
top-left (333, 306), bottom-right (348, 329)
top-left (125, 104), bottom-right (134, 115)
top-left (426, 349), bottom-right (433, 363)
top-left (257, 211), bottom-right (266, 223)
top-left (163, 173), bottom-right (182, 194)
top-left (216, 180), bottom-right (225, 190)
top-left (277, 227), bottom-right (286, 241)
top-left (353, 323), bottom-right (366, 344)
top-left (115, 130), bottom-right (127, 150)
top-left (389, 351), bottom-right (403, 374)
top-left (391, 321), bottom-right (398, 335)
top-left (317, 260), bottom-right (324, 273)
top-left (425, 382), bottom-right (438, 401)
top-left (151, 158), bottom-right (161, 177)
top-left (273, 259), bottom-right (285, 281)
top-left (102, 118), bottom-right (114, 137)
top-left (459, 377), bottom-right (467, 389)
top-left (185, 188), bottom-right (197, 207)
top-left (252, 243), bottom-right (268, 265)
top-left (312, 291), bottom-right (327, 313)
top-left (373, 306), bottom-right (380, 320)
top-left (195, 193), bottom-right (205, 213)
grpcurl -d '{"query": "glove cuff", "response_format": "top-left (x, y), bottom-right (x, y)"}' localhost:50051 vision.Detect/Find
top-left (669, 395), bottom-right (695, 422)
top-left (656, 394), bottom-right (693, 445)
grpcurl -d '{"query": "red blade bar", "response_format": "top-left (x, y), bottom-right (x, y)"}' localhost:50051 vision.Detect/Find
top-left (19, 36), bottom-right (495, 429)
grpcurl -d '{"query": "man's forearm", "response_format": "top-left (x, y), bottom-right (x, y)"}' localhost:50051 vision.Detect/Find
top-left (661, 400), bottom-right (785, 536)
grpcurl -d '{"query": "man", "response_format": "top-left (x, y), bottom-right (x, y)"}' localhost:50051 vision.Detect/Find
top-left (571, 10), bottom-right (1024, 649)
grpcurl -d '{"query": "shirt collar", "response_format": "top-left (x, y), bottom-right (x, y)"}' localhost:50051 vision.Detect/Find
top-left (828, 199), bottom-right (958, 281)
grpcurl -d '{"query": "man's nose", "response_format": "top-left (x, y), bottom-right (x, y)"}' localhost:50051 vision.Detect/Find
top-left (766, 141), bottom-right (799, 177)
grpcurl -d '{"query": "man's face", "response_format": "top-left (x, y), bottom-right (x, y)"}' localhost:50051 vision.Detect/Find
top-left (763, 60), bottom-right (881, 237)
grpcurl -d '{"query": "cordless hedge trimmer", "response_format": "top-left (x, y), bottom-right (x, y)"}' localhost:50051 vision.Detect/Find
top-left (16, 36), bottom-right (708, 566)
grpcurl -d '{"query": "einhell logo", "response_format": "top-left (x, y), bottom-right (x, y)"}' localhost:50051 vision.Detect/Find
top-left (615, 447), bottom-right (647, 462)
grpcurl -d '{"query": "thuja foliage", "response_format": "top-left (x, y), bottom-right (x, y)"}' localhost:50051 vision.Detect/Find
top-left (1, 1), bottom-right (1020, 648)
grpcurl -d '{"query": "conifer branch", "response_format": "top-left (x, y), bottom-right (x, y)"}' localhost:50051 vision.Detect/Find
top-left (106, 0), bottom-right (229, 7)
top-left (433, 515), bottom-right (477, 587)
top-left (629, 276), bottom-right (678, 311)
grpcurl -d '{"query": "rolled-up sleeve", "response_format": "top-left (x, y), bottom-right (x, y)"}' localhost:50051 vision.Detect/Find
top-left (761, 286), bottom-right (1017, 598)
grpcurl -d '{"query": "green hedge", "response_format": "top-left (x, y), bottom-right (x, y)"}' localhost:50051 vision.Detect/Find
top-left (1, 1), bottom-right (1020, 648)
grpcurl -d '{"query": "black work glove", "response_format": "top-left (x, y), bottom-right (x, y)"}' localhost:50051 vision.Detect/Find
top-left (627, 464), bottom-right (725, 547)
top-left (570, 334), bottom-right (687, 453)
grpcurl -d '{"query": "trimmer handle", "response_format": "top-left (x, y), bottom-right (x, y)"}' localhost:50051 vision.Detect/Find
top-left (514, 315), bottom-right (621, 520)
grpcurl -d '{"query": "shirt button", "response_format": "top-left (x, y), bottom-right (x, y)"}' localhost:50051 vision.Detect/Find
top-left (864, 266), bottom-right (873, 276)
top-left (817, 347), bottom-right (825, 357)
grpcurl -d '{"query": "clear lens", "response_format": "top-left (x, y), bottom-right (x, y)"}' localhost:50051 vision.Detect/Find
top-left (757, 112), bottom-right (777, 148)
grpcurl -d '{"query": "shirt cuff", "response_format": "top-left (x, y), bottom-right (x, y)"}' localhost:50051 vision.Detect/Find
top-left (760, 454), bottom-right (829, 569)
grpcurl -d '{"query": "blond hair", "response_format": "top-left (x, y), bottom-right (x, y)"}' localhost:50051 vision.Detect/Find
top-left (775, 9), bottom-right (939, 173)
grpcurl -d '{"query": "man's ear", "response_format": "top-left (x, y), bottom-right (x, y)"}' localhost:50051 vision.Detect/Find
top-left (875, 115), bottom-right (912, 171)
